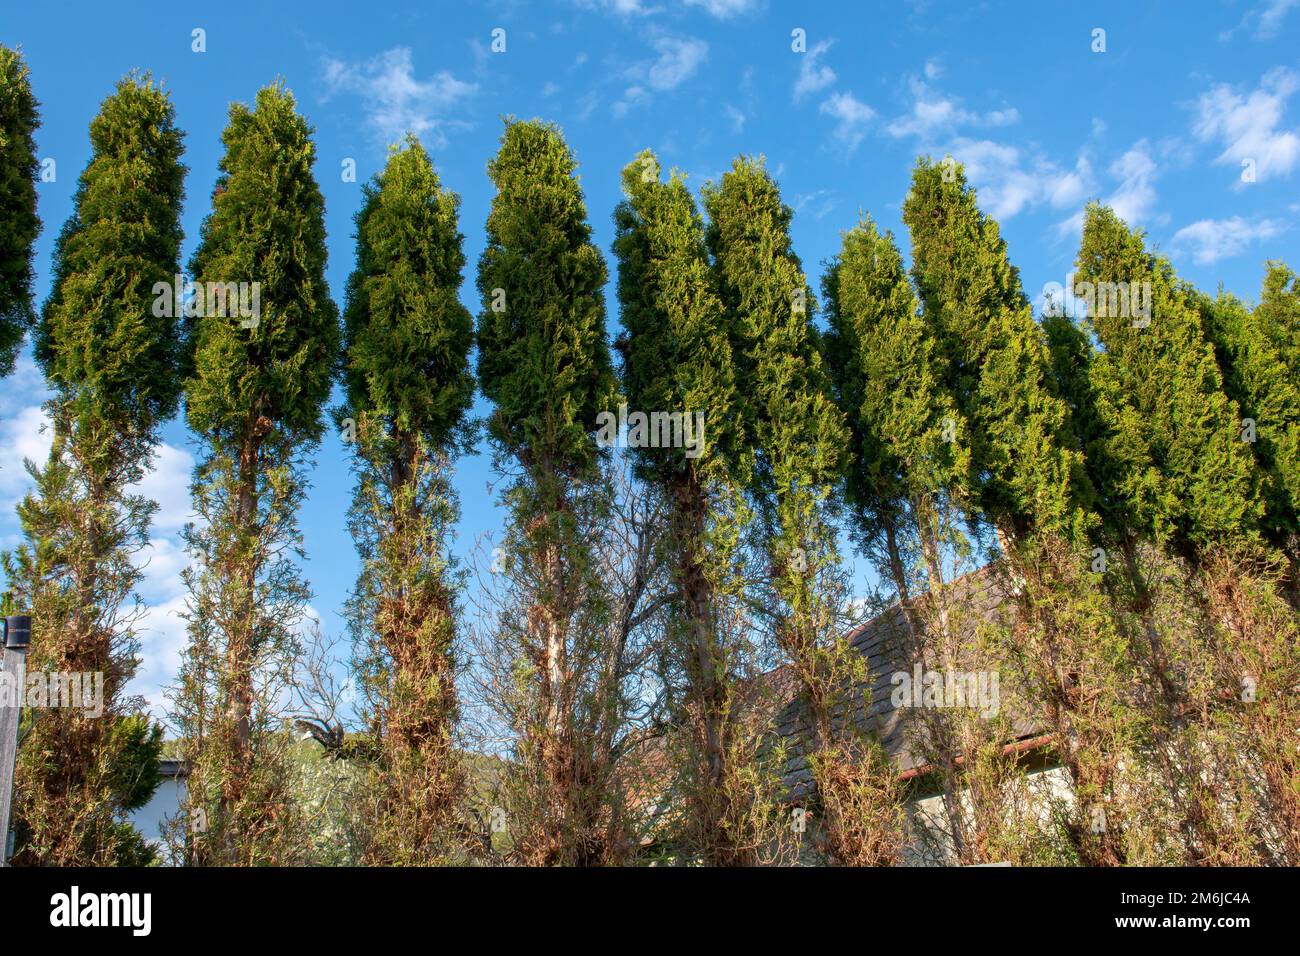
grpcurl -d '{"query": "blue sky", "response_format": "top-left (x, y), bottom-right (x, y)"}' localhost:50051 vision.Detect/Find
top-left (2, 0), bottom-right (1298, 716)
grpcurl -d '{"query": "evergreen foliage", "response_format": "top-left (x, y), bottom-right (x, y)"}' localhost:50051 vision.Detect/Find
top-left (0, 44), bottom-right (40, 374)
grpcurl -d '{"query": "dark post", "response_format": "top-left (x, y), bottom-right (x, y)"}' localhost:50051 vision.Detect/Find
top-left (0, 614), bottom-right (32, 865)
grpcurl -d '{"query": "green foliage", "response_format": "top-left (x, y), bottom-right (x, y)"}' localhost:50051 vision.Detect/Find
top-left (1199, 286), bottom-right (1300, 550)
top-left (1074, 203), bottom-right (1264, 557)
top-left (702, 156), bottom-right (846, 502)
top-left (823, 214), bottom-right (968, 545)
top-left (704, 156), bottom-right (881, 864)
top-left (1258, 261), bottom-right (1300, 363)
top-left (0, 44), bottom-right (40, 375)
top-left (475, 118), bottom-right (615, 476)
top-left (902, 158), bottom-right (1093, 545)
top-left (613, 149), bottom-right (745, 486)
top-left (37, 72), bottom-right (185, 429)
top-left (472, 120), bottom-right (632, 866)
top-left (184, 81), bottom-right (338, 445)
top-left (343, 135), bottom-right (475, 449)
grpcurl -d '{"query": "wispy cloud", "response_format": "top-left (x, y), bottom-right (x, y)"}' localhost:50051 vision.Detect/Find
top-left (793, 188), bottom-right (836, 220)
top-left (321, 47), bottom-right (477, 146)
top-left (886, 76), bottom-right (1019, 139)
top-left (946, 138), bottom-right (1093, 221)
top-left (1172, 215), bottom-right (1286, 265)
top-left (820, 91), bottom-right (876, 151)
top-left (1106, 142), bottom-right (1161, 224)
top-left (1221, 0), bottom-right (1299, 40)
top-left (614, 35), bottom-right (708, 117)
top-left (683, 0), bottom-right (761, 17)
top-left (793, 40), bottom-right (836, 101)
top-left (575, 0), bottom-right (758, 17)
top-left (1193, 67), bottom-right (1300, 186)
top-left (571, 0), bottom-right (661, 15)
top-left (1057, 140), bottom-right (1160, 237)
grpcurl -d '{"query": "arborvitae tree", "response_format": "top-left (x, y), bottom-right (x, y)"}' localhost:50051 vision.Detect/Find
top-left (174, 82), bottom-right (339, 866)
top-left (340, 135), bottom-right (475, 863)
top-left (903, 161), bottom-right (1144, 865)
top-left (1199, 273), bottom-right (1300, 574)
top-left (0, 44), bottom-right (40, 374)
top-left (1258, 261), bottom-right (1300, 365)
top-left (474, 118), bottom-right (623, 865)
top-left (703, 157), bottom-right (893, 865)
top-left (823, 215), bottom-right (970, 863)
top-left (1069, 204), bottom-right (1296, 863)
top-left (1252, 262), bottom-right (1300, 597)
top-left (613, 149), bottom-right (779, 864)
top-left (1074, 203), bottom-right (1264, 559)
top-left (903, 159), bottom-right (1093, 546)
top-left (824, 214), bottom-right (969, 626)
top-left (3, 73), bottom-right (183, 865)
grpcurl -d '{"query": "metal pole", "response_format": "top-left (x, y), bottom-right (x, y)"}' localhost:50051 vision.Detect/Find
top-left (0, 614), bottom-right (32, 866)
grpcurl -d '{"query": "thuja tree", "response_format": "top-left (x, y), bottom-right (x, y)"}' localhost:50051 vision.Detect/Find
top-left (1073, 204), bottom-right (1265, 557)
top-left (1200, 270), bottom-right (1300, 580)
top-left (474, 119), bottom-right (625, 865)
top-left (340, 135), bottom-right (475, 863)
top-left (822, 215), bottom-right (969, 864)
top-left (1253, 262), bottom-right (1300, 604)
top-left (903, 161), bottom-right (1143, 865)
top-left (1258, 262), bottom-right (1300, 368)
top-left (3, 74), bottom-right (183, 865)
top-left (703, 157), bottom-right (887, 865)
top-left (613, 149), bottom-right (781, 864)
top-left (1074, 207), bottom-right (1297, 862)
top-left (0, 44), bottom-right (40, 374)
top-left (173, 83), bottom-right (339, 866)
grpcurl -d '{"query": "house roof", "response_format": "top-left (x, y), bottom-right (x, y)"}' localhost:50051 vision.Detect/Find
top-left (759, 565), bottom-right (1046, 799)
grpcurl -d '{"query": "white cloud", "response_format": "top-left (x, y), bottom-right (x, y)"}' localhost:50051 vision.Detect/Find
top-left (577, 0), bottom-right (757, 16)
top-left (0, 404), bottom-right (50, 510)
top-left (945, 138), bottom-right (1093, 221)
top-left (1106, 142), bottom-right (1160, 224)
top-left (130, 592), bottom-right (190, 720)
top-left (793, 188), bottom-right (836, 220)
top-left (1194, 67), bottom-right (1300, 185)
top-left (321, 47), bottom-right (477, 146)
top-left (614, 35), bottom-right (707, 116)
top-left (1171, 216), bottom-right (1285, 265)
top-left (793, 40), bottom-right (836, 101)
top-left (1057, 141), bottom-right (1160, 237)
top-left (683, 0), bottom-right (760, 17)
top-left (723, 103), bottom-right (746, 132)
top-left (1257, 0), bottom-right (1300, 36)
top-left (572, 0), bottom-right (660, 14)
top-left (132, 442), bottom-right (196, 535)
top-left (887, 76), bottom-right (1019, 139)
top-left (0, 352), bottom-right (51, 512)
top-left (924, 58), bottom-right (943, 81)
top-left (1222, 0), bottom-right (1299, 40)
top-left (0, 349), bottom-right (198, 718)
top-left (133, 537), bottom-right (190, 607)
top-left (645, 36), bottom-right (708, 90)
top-left (820, 91), bottom-right (876, 151)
